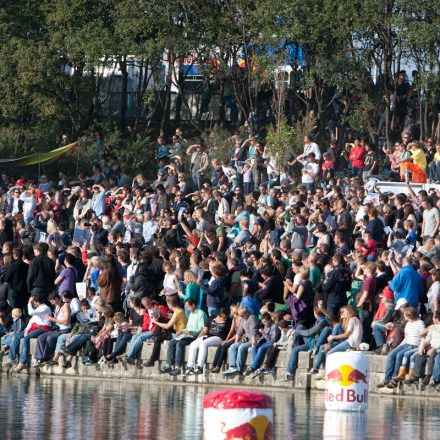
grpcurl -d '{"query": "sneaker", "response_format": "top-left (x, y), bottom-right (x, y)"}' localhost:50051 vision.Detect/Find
top-left (170, 367), bottom-right (181, 376)
top-left (252, 368), bottom-right (264, 378)
top-left (405, 377), bottom-right (418, 385)
top-left (142, 361), bottom-right (155, 368)
top-left (159, 366), bottom-right (172, 374)
top-left (46, 359), bottom-right (59, 367)
top-left (14, 363), bottom-right (27, 373)
top-left (376, 380), bottom-right (390, 389)
top-left (244, 366), bottom-right (255, 376)
top-left (386, 380), bottom-right (398, 389)
top-left (264, 368), bottom-right (275, 376)
top-left (116, 355), bottom-right (127, 364)
top-left (282, 373), bottom-right (294, 382)
top-left (435, 383), bottom-right (440, 393)
top-left (82, 357), bottom-right (91, 365)
top-left (223, 367), bottom-right (238, 377)
top-left (98, 357), bottom-right (107, 365)
top-left (422, 376), bottom-right (431, 387)
top-left (62, 360), bottom-right (72, 369)
top-left (311, 348), bottom-right (317, 358)
top-left (193, 366), bottom-right (203, 375)
top-left (182, 367), bottom-right (193, 377)
top-left (308, 368), bottom-right (319, 375)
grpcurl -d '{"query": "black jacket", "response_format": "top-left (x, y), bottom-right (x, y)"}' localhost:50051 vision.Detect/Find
top-left (5, 259), bottom-right (29, 308)
top-left (322, 266), bottom-right (351, 307)
top-left (27, 254), bottom-right (56, 292)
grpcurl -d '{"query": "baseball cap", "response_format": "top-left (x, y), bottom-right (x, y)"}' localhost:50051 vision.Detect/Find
top-left (394, 298), bottom-right (408, 310)
top-left (16, 179), bottom-right (24, 185)
top-left (379, 286), bottom-right (394, 300)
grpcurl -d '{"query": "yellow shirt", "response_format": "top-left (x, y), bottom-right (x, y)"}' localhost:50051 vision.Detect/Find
top-left (434, 152), bottom-right (440, 161)
top-left (172, 309), bottom-right (187, 332)
top-left (412, 148), bottom-right (427, 171)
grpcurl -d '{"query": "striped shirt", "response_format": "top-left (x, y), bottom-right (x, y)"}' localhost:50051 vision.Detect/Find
top-left (402, 319), bottom-right (425, 346)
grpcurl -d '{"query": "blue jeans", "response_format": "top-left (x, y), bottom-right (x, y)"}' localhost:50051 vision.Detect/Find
top-left (55, 333), bottom-right (69, 353)
top-left (251, 341), bottom-right (273, 370)
top-left (1, 334), bottom-right (13, 348)
top-left (372, 323), bottom-right (386, 347)
top-left (192, 173), bottom-right (203, 190)
top-left (8, 331), bottom-right (25, 361)
top-left (385, 343), bottom-right (413, 380)
top-left (228, 341), bottom-right (252, 372)
top-left (313, 324), bottom-right (344, 370)
top-left (66, 333), bottom-right (91, 355)
top-left (433, 351), bottom-right (440, 382)
top-left (19, 329), bottom-right (46, 364)
top-left (287, 341), bottom-right (312, 374)
top-left (127, 331), bottom-right (152, 358)
top-left (352, 167), bottom-right (363, 177)
top-left (326, 340), bottom-right (351, 355)
top-left (166, 336), bottom-right (194, 368)
top-left (302, 182), bottom-right (314, 192)
top-left (402, 348), bottom-right (418, 369)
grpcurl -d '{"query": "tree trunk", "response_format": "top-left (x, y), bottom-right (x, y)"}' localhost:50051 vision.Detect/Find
top-left (119, 55), bottom-right (128, 135)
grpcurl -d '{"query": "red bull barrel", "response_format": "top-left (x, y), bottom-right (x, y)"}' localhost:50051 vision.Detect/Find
top-left (325, 352), bottom-right (369, 412)
top-left (203, 390), bottom-right (273, 440)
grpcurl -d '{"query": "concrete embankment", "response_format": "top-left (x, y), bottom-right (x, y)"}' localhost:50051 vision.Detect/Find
top-left (1, 340), bottom-right (439, 398)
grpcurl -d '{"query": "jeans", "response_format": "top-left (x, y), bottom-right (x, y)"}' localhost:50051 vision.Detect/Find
top-left (35, 329), bottom-right (71, 361)
top-left (66, 333), bottom-right (92, 355)
top-left (413, 352), bottom-right (438, 378)
top-left (147, 329), bottom-right (171, 364)
top-left (127, 331), bottom-right (152, 359)
top-left (287, 341), bottom-right (312, 374)
top-left (313, 324), bottom-right (344, 370)
top-left (358, 309), bottom-right (373, 344)
top-left (228, 341), bottom-right (252, 372)
top-left (19, 329), bottom-right (46, 364)
top-left (351, 167), bottom-right (363, 177)
top-left (302, 182), bottom-right (314, 192)
top-left (326, 340), bottom-right (351, 356)
top-left (384, 343), bottom-right (413, 380)
top-left (402, 348), bottom-right (418, 369)
top-left (107, 332), bottom-right (133, 360)
top-left (212, 340), bottom-right (234, 368)
top-left (186, 336), bottom-right (222, 368)
top-left (55, 333), bottom-right (70, 353)
top-left (192, 173), bottom-right (203, 190)
top-left (250, 341), bottom-right (273, 370)
top-left (432, 351), bottom-right (440, 382)
top-left (372, 323), bottom-right (387, 347)
top-left (8, 331), bottom-right (25, 361)
top-left (166, 336), bottom-right (194, 368)
top-left (1, 334), bottom-right (13, 348)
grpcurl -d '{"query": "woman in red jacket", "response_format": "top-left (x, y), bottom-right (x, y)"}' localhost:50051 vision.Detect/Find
top-left (349, 139), bottom-right (366, 177)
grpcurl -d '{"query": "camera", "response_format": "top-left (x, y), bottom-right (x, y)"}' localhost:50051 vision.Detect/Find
top-left (83, 222), bottom-right (92, 227)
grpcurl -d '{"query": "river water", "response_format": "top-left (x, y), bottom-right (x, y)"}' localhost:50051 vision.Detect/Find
top-left (0, 376), bottom-right (437, 439)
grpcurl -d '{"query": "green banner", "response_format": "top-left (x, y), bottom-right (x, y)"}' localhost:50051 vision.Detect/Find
top-left (0, 141), bottom-right (79, 167)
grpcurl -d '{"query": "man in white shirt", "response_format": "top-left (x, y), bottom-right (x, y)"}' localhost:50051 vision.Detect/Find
top-left (142, 211), bottom-right (158, 246)
top-left (20, 188), bottom-right (37, 225)
top-left (299, 153), bottom-right (320, 191)
top-left (298, 134), bottom-right (321, 161)
top-left (8, 295), bottom-right (52, 372)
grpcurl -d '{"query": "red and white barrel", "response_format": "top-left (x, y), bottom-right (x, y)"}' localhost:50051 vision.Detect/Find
top-left (203, 390), bottom-right (273, 440)
top-left (325, 351), bottom-right (369, 412)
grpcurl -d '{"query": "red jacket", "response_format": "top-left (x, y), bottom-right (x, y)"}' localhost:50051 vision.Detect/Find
top-left (349, 146), bottom-right (366, 168)
top-left (141, 304), bottom-right (172, 333)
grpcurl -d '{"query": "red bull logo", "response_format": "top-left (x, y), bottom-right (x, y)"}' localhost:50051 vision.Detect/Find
top-left (326, 364), bottom-right (368, 387)
top-left (221, 415), bottom-right (272, 440)
top-left (326, 364), bottom-right (368, 405)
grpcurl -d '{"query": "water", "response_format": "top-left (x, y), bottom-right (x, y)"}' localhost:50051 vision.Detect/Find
top-left (0, 376), bottom-right (438, 439)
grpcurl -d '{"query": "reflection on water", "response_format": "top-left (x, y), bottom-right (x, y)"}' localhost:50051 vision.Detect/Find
top-left (0, 376), bottom-right (439, 439)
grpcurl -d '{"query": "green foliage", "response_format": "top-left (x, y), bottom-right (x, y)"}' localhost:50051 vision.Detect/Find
top-left (265, 119), bottom-right (298, 163)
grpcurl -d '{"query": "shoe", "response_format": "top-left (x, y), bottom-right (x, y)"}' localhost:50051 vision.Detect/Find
top-left (311, 348), bottom-right (317, 358)
top-left (386, 379), bottom-right (398, 389)
top-left (376, 380), bottom-right (390, 389)
top-left (159, 366), bottom-right (172, 374)
top-left (98, 357), bottom-right (107, 365)
top-left (392, 366), bottom-right (407, 381)
top-left (244, 366), bottom-right (255, 376)
top-left (62, 361), bottom-right (72, 369)
top-left (264, 368), bottom-right (275, 376)
top-left (142, 361), bottom-right (155, 368)
top-left (116, 355), bottom-right (127, 364)
top-left (223, 367), bottom-right (238, 377)
top-left (2, 359), bottom-right (13, 368)
top-left (210, 366), bottom-right (220, 374)
top-left (308, 368), bottom-right (319, 375)
top-left (46, 360), bottom-right (59, 367)
top-left (182, 367), bottom-right (193, 377)
top-left (435, 383), bottom-right (440, 393)
top-left (405, 377), bottom-right (418, 385)
top-left (282, 373), bottom-right (294, 382)
top-left (14, 363), bottom-right (27, 373)
top-left (373, 346), bottom-right (383, 355)
top-left (170, 367), bottom-right (181, 376)
top-left (252, 368), bottom-right (264, 378)
top-left (82, 357), bottom-right (91, 365)
top-left (421, 375), bottom-right (431, 387)
top-left (193, 366), bottom-right (203, 375)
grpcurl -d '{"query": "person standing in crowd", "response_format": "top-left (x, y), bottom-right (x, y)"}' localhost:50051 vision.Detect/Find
top-left (27, 243), bottom-right (56, 299)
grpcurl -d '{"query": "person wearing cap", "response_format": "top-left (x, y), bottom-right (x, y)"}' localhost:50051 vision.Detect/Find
top-left (389, 256), bottom-right (423, 308)
top-left (371, 286), bottom-right (396, 354)
top-left (91, 184), bottom-right (106, 218)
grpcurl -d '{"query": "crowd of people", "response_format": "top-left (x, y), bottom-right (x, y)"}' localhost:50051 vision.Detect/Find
top-left (0, 126), bottom-right (440, 393)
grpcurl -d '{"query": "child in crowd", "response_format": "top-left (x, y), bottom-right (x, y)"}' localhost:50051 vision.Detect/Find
top-left (0, 308), bottom-right (25, 354)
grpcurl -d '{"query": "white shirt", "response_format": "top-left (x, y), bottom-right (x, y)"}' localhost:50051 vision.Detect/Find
top-left (301, 162), bottom-right (319, 184)
top-left (216, 198), bottom-right (230, 223)
top-left (427, 281), bottom-right (440, 312)
top-left (402, 320), bottom-right (425, 346)
top-left (303, 142), bottom-right (321, 160)
top-left (20, 193), bottom-right (36, 219)
top-left (143, 220), bottom-right (158, 243)
top-left (25, 303), bottom-right (52, 331)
